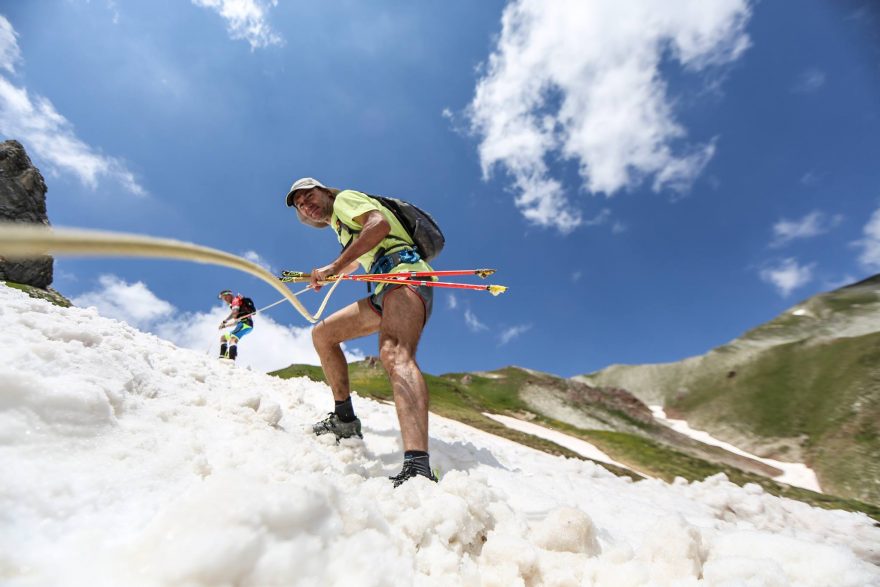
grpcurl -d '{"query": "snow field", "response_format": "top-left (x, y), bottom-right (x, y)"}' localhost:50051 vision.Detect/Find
top-left (1, 285), bottom-right (878, 586)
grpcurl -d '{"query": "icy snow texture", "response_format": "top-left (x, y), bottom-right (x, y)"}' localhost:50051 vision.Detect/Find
top-left (0, 284), bottom-right (878, 586)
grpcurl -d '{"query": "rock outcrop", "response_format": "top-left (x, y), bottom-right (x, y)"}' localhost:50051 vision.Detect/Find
top-left (0, 140), bottom-right (53, 288)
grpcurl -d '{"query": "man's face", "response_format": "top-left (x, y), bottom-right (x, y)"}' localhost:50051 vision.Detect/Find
top-left (222, 294), bottom-right (233, 304)
top-left (293, 187), bottom-right (332, 223)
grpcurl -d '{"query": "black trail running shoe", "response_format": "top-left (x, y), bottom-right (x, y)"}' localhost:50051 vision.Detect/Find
top-left (390, 459), bottom-right (438, 488)
top-left (312, 413), bottom-right (363, 440)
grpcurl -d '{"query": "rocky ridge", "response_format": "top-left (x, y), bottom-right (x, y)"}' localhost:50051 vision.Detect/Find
top-left (0, 139), bottom-right (53, 288)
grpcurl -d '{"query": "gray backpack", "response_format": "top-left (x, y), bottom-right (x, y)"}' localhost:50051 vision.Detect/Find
top-left (370, 194), bottom-right (445, 261)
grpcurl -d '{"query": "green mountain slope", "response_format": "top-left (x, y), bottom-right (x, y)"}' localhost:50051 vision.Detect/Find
top-left (270, 360), bottom-right (879, 519)
top-left (576, 275), bottom-right (880, 505)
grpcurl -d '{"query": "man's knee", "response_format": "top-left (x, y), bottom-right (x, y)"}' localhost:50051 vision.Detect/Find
top-left (311, 320), bottom-right (336, 349)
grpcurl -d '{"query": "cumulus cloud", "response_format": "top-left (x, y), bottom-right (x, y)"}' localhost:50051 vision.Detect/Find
top-left (468, 0), bottom-right (752, 232)
top-left (73, 275), bottom-right (363, 372)
top-left (0, 16), bottom-right (144, 195)
top-left (464, 309), bottom-right (488, 332)
top-left (242, 250), bottom-right (276, 274)
top-left (446, 293), bottom-right (458, 310)
top-left (73, 275), bottom-right (174, 329)
top-left (192, 0), bottom-right (283, 49)
top-left (771, 211), bottom-right (842, 247)
top-left (854, 206), bottom-right (880, 271)
top-left (759, 258), bottom-right (814, 297)
top-left (499, 323), bottom-right (532, 345)
top-left (792, 68), bottom-right (826, 93)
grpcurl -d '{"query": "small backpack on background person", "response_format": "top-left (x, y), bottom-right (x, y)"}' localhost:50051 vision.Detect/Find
top-left (239, 296), bottom-right (256, 317)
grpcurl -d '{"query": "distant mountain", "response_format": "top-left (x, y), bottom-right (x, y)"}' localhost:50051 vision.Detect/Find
top-left (270, 358), bottom-right (879, 519)
top-left (575, 275), bottom-right (880, 506)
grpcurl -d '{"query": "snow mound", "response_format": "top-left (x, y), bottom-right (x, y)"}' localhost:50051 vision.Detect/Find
top-left (1, 284), bottom-right (878, 586)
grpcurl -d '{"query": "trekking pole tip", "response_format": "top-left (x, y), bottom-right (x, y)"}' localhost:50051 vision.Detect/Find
top-left (476, 268), bottom-right (496, 279)
top-left (488, 285), bottom-right (507, 296)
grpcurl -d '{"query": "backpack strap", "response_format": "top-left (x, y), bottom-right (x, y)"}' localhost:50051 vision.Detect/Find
top-left (333, 196), bottom-right (411, 264)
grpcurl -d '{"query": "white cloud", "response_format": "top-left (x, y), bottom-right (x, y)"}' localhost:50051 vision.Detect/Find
top-left (242, 250), bottom-right (276, 274)
top-left (193, 0), bottom-right (283, 50)
top-left (468, 0), bottom-right (751, 232)
top-left (571, 270), bottom-right (582, 283)
top-left (446, 293), bottom-right (458, 310)
top-left (0, 15), bottom-right (21, 74)
top-left (800, 171), bottom-right (820, 186)
top-left (771, 211), bottom-right (842, 247)
top-left (759, 258), bottom-right (814, 297)
top-left (854, 206), bottom-right (880, 271)
top-left (499, 323), bottom-right (532, 345)
top-left (464, 309), bottom-right (488, 332)
top-left (106, 1), bottom-right (121, 24)
top-left (73, 275), bottom-right (174, 329)
top-left (792, 68), bottom-right (826, 93)
top-left (612, 221), bottom-right (628, 234)
top-left (0, 17), bottom-right (145, 195)
top-left (72, 275), bottom-right (362, 372)
top-left (584, 208), bottom-right (612, 227)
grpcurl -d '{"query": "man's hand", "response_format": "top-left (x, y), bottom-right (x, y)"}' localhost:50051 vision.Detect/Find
top-left (219, 321), bottom-right (227, 330)
top-left (309, 262), bottom-right (339, 291)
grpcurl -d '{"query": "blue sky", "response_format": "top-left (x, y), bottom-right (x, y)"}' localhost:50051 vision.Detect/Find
top-left (2, 0), bottom-right (879, 376)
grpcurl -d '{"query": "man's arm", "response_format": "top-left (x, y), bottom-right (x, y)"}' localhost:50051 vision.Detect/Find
top-left (310, 210), bottom-right (390, 289)
top-left (219, 304), bottom-right (241, 328)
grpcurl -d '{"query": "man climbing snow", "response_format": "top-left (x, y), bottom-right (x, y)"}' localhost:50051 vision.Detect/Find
top-left (286, 177), bottom-right (437, 487)
top-left (218, 289), bottom-right (255, 361)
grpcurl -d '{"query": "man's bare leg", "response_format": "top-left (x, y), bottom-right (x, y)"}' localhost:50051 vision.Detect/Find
top-left (311, 298), bottom-right (381, 401)
top-left (378, 287), bottom-right (428, 451)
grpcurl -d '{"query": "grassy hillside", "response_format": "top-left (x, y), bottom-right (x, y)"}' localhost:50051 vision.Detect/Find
top-left (672, 331), bottom-right (880, 504)
top-left (270, 361), bottom-right (880, 520)
top-left (576, 274), bottom-right (880, 506)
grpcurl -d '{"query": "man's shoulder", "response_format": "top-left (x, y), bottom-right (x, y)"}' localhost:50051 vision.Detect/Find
top-left (334, 189), bottom-right (373, 205)
top-left (333, 189), bottom-right (383, 223)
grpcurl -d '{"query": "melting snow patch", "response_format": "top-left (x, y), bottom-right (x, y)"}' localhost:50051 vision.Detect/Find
top-left (1, 284), bottom-right (878, 586)
top-left (482, 412), bottom-right (636, 473)
top-left (650, 405), bottom-right (823, 493)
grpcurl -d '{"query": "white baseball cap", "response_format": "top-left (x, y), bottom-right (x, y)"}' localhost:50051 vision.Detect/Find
top-left (285, 177), bottom-right (325, 207)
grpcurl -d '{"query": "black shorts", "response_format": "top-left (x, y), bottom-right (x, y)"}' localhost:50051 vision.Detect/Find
top-left (368, 283), bottom-right (434, 324)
